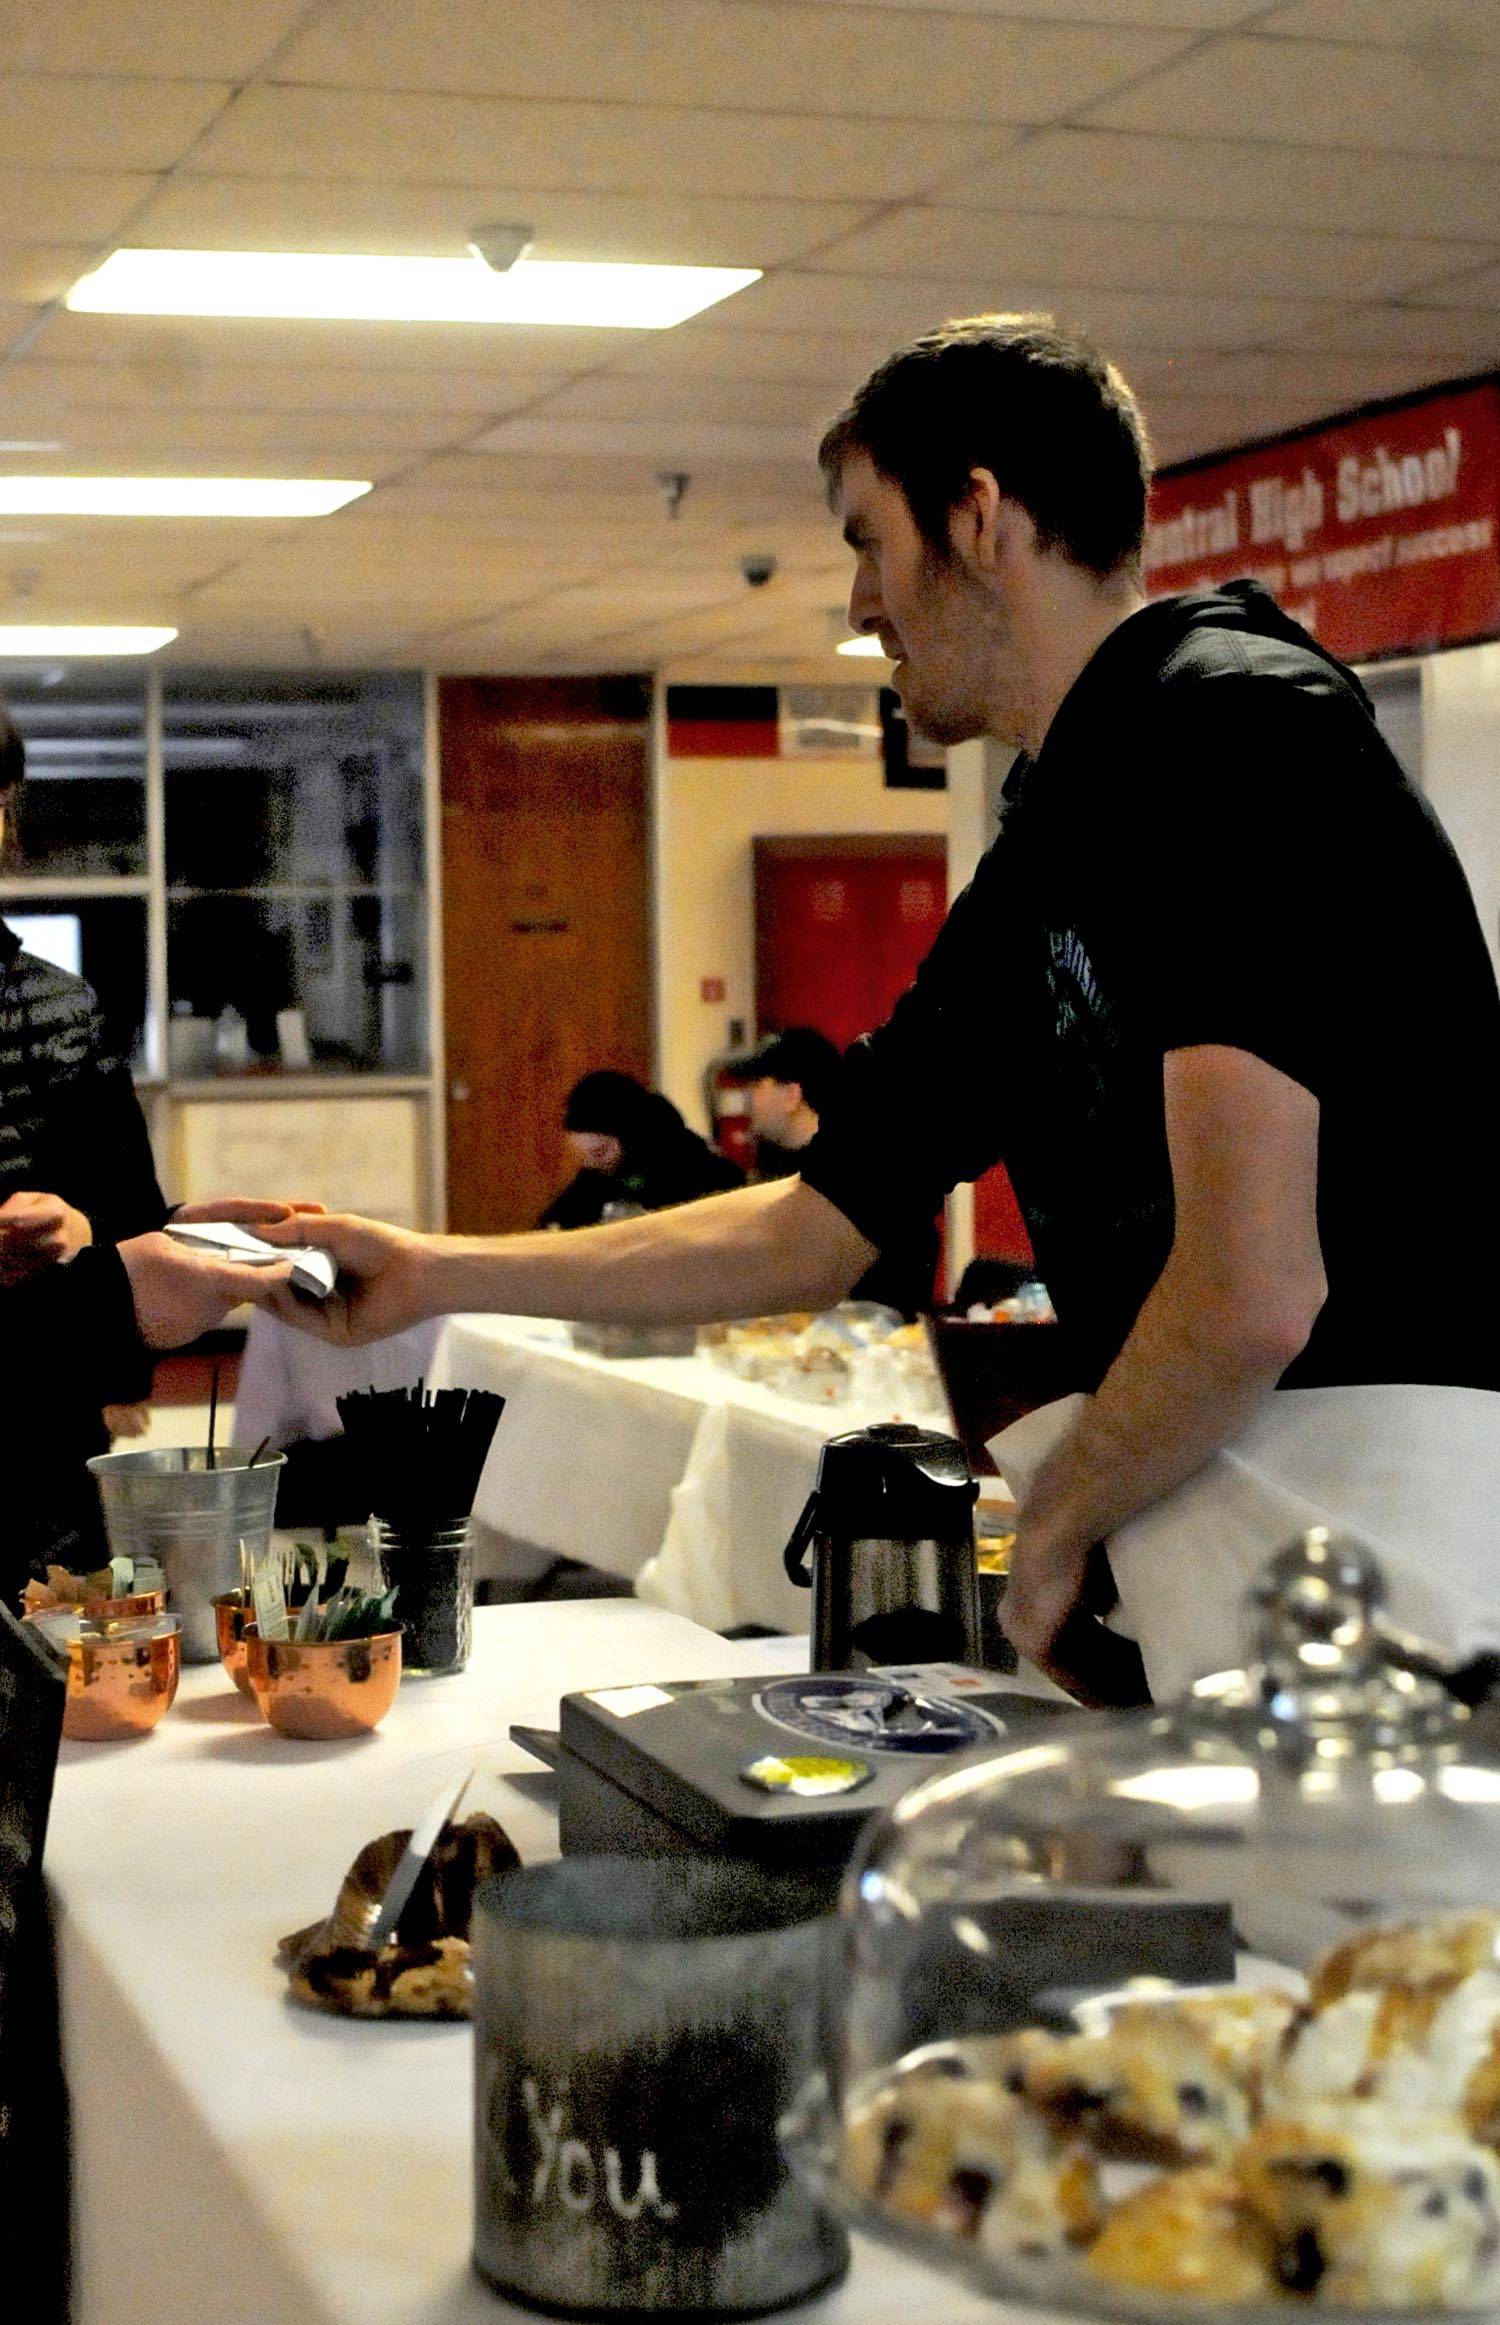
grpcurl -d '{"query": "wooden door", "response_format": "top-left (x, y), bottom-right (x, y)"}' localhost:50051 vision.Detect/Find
top-left (438, 677), bottom-right (652, 1232)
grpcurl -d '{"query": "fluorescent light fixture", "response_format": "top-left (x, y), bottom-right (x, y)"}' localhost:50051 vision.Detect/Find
top-left (0, 478), bottom-right (368, 517)
top-left (0, 439), bottom-right (63, 452)
top-left (837, 634), bottom-right (890, 657)
top-left (69, 248), bottom-right (761, 330)
top-left (0, 624), bottom-right (177, 655)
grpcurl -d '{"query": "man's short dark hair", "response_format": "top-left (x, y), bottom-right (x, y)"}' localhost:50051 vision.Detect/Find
top-left (818, 312), bottom-right (1151, 578)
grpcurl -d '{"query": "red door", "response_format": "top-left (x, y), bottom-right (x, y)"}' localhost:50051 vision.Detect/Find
top-left (752, 836), bottom-right (1032, 1276)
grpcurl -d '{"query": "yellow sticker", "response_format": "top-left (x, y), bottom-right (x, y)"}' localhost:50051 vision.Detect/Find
top-left (741, 1753), bottom-right (871, 1798)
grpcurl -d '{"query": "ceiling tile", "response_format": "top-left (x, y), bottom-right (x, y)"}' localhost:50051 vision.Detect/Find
top-left (0, 76), bottom-right (231, 170)
top-left (32, 309), bottom-right (652, 377)
top-left (8, 406), bottom-right (465, 459)
top-left (187, 85), bottom-right (1004, 201)
top-left (133, 175), bottom-right (866, 269)
top-left (608, 325), bottom-right (899, 386)
top-left (794, 0), bottom-right (1267, 20)
top-left (0, 171), bottom-right (153, 244)
top-left (1258, 2), bottom-right (1500, 56)
top-left (0, 248), bottom-right (97, 304)
top-left (0, 0), bottom-right (309, 79)
top-left (534, 375), bottom-right (842, 429)
top-left (1149, 346), bottom-right (1467, 405)
top-left (1265, 303), bottom-right (1500, 363)
top-left (930, 126), bottom-right (1500, 240)
top-left (276, 0), bottom-right (1191, 123)
top-left (804, 208), bottom-right (1494, 302)
top-left (0, 357), bottom-right (564, 418)
top-left (1092, 34), bottom-right (1500, 157)
top-left (1417, 260), bottom-right (1500, 307)
top-left (723, 269), bottom-right (1327, 351)
top-left (469, 414), bottom-right (817, 464)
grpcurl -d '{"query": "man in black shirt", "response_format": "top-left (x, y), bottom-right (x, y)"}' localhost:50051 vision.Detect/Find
top-left (262, 314), bottom-right (1500, 1695)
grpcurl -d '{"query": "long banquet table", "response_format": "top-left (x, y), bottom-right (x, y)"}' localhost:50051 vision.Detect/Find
top-left (47, 1602), bottom-right (1048, 2325)
top-left (426, 1315), bottom-right (960, 1633)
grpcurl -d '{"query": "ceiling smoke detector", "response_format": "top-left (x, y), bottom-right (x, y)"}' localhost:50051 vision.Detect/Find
top-left (466, 223), bottom-right (536, 274)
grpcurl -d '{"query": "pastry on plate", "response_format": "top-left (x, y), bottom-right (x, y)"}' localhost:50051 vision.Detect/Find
top-left (1238, 2103), bottom-right (1500, 2308)
top-left (844, 2064), bottom-right (1103, 2262)
top-left (1085, 2165), bottom-right (1283, 2302)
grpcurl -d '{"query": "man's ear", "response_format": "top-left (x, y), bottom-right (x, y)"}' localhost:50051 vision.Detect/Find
top-left (950, 468), bottom-right (1033, 576)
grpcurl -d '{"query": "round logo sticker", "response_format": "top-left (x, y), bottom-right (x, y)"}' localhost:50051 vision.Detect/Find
top-left (741, 1754), bottom-right (872, 1798)
top-left (752, 1675), bottom-right (1002, 1757)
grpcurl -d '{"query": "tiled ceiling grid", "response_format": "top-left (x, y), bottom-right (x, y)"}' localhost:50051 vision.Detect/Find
top-left (0, 0), bottom-right (1497, 676)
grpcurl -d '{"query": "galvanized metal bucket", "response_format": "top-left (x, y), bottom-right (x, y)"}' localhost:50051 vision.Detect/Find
top-left (86, 1447), bottom-right (285, 1663)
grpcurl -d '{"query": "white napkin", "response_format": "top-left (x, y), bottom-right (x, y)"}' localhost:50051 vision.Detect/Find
top-left (989, 1383), bottom-right (1500, 1702)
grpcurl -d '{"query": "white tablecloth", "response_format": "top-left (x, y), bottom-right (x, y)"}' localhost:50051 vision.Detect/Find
top-left (46, 1602), bottom-right (1031, 2325)
top-left (426, 1316), bottom-right (950, 1632)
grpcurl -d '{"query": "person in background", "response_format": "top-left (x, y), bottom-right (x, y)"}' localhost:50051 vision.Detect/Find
top-left (0, 705), bottom-right (304, 1581)
top-left (538, 1069), bottom-right (742, 1229)
top-left (745, 1027), bottom-right (938, 1317)
top-left (0, 708), bottom-right (173, 1570)
top-left (0, 1187), bottom-right (302, 1607)
top-left (743, 1027), bottom-right (843, 1182)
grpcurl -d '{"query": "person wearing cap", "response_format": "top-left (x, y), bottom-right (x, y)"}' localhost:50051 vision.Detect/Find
top-left (262, 313), bottom-right (1500, 1705)
top-left (741, 1028), bottom-right (844, 1181)
top-left (539, 1070), bottom-right (742, 1230)
top-left (745, 1028), bottom-right (938, 1317)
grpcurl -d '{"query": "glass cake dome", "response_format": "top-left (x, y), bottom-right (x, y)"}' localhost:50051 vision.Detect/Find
top-left (802, 1531), bottom-right (1500, 2321)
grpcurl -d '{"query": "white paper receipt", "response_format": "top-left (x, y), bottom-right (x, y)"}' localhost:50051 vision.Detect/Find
top-left (587, 1685), bottom-right (675, 1718)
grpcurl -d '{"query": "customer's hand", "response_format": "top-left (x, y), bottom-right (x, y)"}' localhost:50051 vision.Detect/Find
top-left (259, 1210), bottom-right (435, 1345)
top-left (174, 1195), bottom-right (328, 1227)
top-left (0, 1189), bottom-right (93, 1283)
top-left (118, 1229), bottom-right (293, 1350)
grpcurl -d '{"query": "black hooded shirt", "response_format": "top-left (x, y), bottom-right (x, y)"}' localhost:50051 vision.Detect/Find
top-left (800, 582), bottom-right (1500, 1394)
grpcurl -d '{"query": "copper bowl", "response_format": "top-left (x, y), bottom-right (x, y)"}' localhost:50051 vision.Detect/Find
top-left (245, 1628), bottom-right (402, 1740)
top-left (62, 1620), bottom-right (181, 1742)
top-left (211, 1590), bottom-right (256, 1697)
top-left (81, 1588), bottom-right (167, 1623)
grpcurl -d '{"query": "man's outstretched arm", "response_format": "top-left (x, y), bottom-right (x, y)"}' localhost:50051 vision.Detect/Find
top-left (262, 1175), bottom-right (880, 1347)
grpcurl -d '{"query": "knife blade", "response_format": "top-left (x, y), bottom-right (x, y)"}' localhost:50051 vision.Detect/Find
top-left (368, 1765), bottom-right (475, 1953)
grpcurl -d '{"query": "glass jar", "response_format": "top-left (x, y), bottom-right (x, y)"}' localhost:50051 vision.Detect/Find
top-left (800, 1531), bottom-right (1500, 2320)
top-left (369, 1514), bottom-right (473, 1677)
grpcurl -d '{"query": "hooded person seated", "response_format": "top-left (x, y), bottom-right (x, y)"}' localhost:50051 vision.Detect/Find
top-left (538, 1070), bottom-right (743, 1231)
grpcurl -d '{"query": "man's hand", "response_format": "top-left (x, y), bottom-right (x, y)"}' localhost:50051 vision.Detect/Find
top-left (259, 1212), bottom-right (434, 1345)
top-left (118, 1230), bottom-right (294, 1350)
top-left (1001, 1528), bottom-right (1093, 1687)
top-left (0, 1189), bottom-right (93, 1284)
top-left (173, 1195), bottom-right (328, 1228)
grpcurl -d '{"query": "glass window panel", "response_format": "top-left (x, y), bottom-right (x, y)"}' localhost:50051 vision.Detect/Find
top-left (161, 671), bottom-right (426, 1075)
top-left (0, 660), bottom-right (147, 877)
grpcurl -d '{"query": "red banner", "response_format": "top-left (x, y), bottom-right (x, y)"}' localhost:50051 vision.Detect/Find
top-left (1146, 380), bottom-right (1500, 662)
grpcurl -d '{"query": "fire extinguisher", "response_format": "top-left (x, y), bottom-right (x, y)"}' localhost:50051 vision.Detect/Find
top-left (704, 1043), bottom-right (757, 1172)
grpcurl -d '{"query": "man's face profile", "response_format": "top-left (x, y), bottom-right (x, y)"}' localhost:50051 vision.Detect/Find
top-left (836, 451), bottom-right (1007, 749)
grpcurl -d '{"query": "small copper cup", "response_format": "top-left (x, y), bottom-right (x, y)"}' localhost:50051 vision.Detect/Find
top-left (62, 1617), bottom-right (181, 1742)
top-left (82, 1588), bottom-right (168, 1623)
top-left (212, 1590), bottom-right (256, 1697)
top-left (245, 1628), bottom-right (402, 1740)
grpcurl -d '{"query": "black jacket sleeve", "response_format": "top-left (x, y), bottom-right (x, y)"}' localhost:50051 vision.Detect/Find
top-left (29, 1059), bottom-right (169, 1242)
top-left (8, 1243), bottom-right (153, 1406)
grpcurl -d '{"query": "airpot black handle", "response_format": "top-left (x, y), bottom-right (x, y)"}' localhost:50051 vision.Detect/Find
top-left (782, 1490), bottom-right (820, 1590)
